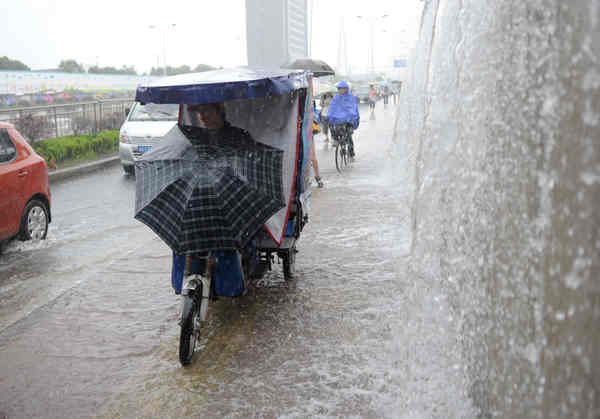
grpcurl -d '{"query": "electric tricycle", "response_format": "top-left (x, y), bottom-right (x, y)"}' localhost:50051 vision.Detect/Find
top-left (133, 67), bottom-right (315, 365)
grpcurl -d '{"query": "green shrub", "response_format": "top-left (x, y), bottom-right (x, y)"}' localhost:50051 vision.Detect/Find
top-left (33, 130), bottom-right (119, 164)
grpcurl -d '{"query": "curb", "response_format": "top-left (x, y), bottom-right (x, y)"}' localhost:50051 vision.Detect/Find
top-left (48, 154), bottom-right (121, 183)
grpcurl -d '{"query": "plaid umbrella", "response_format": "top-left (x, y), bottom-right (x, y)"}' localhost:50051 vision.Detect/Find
top-left (134, 142), bottom-right (285, 254)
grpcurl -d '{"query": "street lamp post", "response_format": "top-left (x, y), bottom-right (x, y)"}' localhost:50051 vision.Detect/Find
top-left (148, 24), bottom-right (176, 76)
top-left (356, 14), bottom-right (388, 76)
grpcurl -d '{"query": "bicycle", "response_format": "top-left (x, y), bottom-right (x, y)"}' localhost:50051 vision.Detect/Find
top-left (331, 123), bottom-right (354, 173)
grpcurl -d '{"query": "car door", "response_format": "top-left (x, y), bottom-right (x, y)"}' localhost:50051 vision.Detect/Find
top-left (0, 128), bottom-right (23, 239)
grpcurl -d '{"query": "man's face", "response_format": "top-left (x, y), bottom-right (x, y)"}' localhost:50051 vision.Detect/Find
top-left (188, 103), bottom-right (224, 129)
top-left (338, 87), bottom-right (348, 95)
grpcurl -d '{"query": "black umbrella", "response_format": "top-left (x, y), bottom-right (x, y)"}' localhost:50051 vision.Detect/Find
top-left (134, 141), bottom-right (285, 254)
top-left (282, 58), bottom-right (335, 77)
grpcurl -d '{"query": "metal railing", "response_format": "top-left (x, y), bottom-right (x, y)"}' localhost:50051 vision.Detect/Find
top-left (0, 99), bottom-right (134, 141)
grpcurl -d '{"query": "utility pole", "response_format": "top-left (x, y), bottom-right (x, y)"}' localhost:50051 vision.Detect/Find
top-left (369, 21), bottom-right (375, 74)
top-left (308, 0), bottom-right (313, 56)
top-left (336, 17), bottom-right (349, 76)
top-left (357, 14), bottom-right (389, 76)
top-left (148, 24), bottom-right (176, 76)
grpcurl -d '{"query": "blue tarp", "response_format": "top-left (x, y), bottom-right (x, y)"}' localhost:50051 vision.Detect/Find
top-left (171, 251), bottom-right (245, 296)
top-left (171, 253), bottom-right (185, 294)
top-left (136, 67), bottom-right (310, 104)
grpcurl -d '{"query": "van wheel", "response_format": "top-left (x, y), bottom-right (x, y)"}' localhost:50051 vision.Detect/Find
top-left (19, 199), bottom-right (49, 241)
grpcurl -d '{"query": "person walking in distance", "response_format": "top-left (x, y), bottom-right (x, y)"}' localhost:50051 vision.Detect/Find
top-left (319, 93), bottom-right (333, 144)
top-left (368, 85), bottom-right (377, 119)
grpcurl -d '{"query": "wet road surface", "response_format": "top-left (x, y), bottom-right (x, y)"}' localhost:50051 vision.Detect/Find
top-left (0, 103), bottom-right (476, 418)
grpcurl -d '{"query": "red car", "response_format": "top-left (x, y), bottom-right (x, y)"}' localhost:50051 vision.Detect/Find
top-left (0, 122), bottom-right (51, 247)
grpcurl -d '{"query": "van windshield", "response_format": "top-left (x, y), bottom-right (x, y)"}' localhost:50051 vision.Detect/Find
top-left (129, 103), bottom-right (179, 122)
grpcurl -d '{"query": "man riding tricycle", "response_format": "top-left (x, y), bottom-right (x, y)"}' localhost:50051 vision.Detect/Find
top-left (133, 67), bottom-right (315, 365)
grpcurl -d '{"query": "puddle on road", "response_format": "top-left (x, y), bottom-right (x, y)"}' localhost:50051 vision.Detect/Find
top-left (96, 147), bottom-right (429, 418)
top-left (1, 105), bottom-right (475, 419)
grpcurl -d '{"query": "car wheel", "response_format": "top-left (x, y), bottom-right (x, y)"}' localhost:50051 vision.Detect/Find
top-left (19, 199), bottom-right (49, 241)
top-left (123, 165), bottom-right (135, 176)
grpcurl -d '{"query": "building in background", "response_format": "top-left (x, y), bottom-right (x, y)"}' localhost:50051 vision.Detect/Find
top-left (246, 0), bottom-right (308, 67)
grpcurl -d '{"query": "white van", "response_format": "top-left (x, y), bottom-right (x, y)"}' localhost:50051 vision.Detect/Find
top-left (119, 102), bottom-right (179, 175)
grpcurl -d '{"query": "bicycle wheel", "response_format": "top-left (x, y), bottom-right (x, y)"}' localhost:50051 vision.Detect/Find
top-left (335, 142), bottom-right (343, 173)
top-left (179, 287), bottom-right (201, 366)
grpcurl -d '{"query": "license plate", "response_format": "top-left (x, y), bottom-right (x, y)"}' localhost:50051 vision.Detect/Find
top-left (138, 145), bottom-right (152, 153)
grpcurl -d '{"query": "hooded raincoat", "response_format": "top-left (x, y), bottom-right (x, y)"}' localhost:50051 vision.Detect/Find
top-left (326, 81), bottom-right (360, 129)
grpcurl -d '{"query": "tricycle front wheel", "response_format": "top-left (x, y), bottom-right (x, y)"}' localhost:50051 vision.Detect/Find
top-left (179, 291), bottom-right (201, 366)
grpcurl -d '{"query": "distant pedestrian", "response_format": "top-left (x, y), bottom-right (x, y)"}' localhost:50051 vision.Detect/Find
top-left (311, 101), bottom-right (324, 188)
top-left (319, 93), bottom-right (333, 143)
top-left (395, 83), bottom-right (402, 104)
top-left (368, 86), bottom-right (377, 111)
top-left (383, 86), bottom-right (390, 106)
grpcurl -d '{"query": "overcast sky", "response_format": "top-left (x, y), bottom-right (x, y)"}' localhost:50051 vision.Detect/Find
top-left (1, 0), bottom-right (422, 74)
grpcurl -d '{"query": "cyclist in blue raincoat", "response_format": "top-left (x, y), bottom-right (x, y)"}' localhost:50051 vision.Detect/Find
top-left (326, 80), bottom-right (360, 158)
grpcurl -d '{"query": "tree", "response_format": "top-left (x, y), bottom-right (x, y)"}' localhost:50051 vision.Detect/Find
top-left (194, 64), bottom-right (216, 72)
top-left (88, 65), bottom-right (137, 75)
top-left (119, 65), bottom-right (137, 75)
top-left (58, 59), bottom-right (85, 73)
top-left (150, 64), bottom-right (215, 76)
top-left (149, 67), bottom-right (163, 76)
top-left (154, 65), bottom-right (191, 76)
top-left (0, 56), bottom-right (30, 71)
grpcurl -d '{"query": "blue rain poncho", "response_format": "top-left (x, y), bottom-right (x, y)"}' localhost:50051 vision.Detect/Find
top-left (326, 86), bottom-right (360, 129)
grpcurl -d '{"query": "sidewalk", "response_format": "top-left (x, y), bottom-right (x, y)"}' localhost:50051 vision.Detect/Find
top-left (48, 153), bottom-right (120, 183)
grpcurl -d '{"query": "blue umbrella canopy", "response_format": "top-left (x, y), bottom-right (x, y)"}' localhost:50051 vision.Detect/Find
top-left (135, 66), bottom-right (310, 105)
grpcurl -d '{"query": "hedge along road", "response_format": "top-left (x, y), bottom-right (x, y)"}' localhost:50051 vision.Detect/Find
top-left (32, 129), bottom-right (120, 174)
top-left (0, 103), bottom-right (470, 418)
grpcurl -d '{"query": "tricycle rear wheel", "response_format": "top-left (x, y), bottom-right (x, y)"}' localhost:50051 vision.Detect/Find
top-left (282, 246), bottom-right (296, 280)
